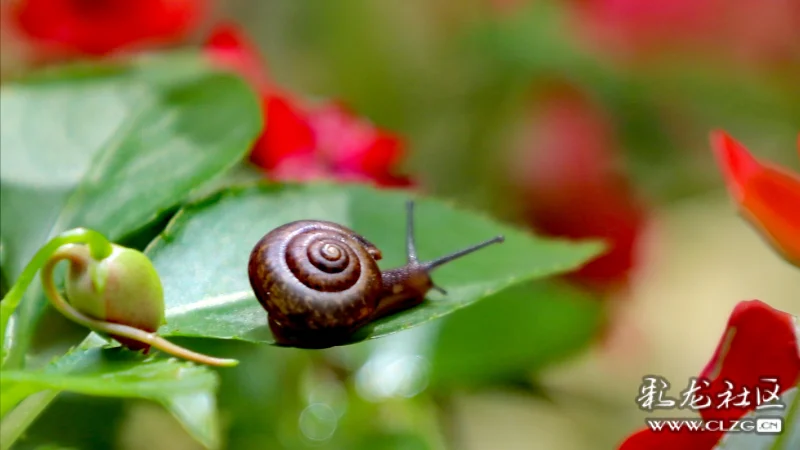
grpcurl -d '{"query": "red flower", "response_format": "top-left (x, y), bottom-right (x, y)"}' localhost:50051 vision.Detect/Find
top-left (618, 300), bottom-right (800, 449)
top-left (256, 95), bottom-right (411, 186)
top-left (9, 0), bottom-right (206, 56)
top-left (698, 300), bottom-right (800, 421)
top-left (568, 0), bottom-right (800, 66)
top-left (204, 22), bottom-right (272, 93)
top-left (510, 86), bottom-right (647, 293)
top-left (711, 131), bottom-right (800, 267)
top-left (203, 24), bottom-right (411, 187)
top-left (619, 427), bottom-right (722, 450)
top-left (570, 0), bottom-right (717, 56)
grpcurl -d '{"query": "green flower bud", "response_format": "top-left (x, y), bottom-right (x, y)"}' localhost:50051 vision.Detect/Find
top-left (63, 244), bottom-right (165, 351)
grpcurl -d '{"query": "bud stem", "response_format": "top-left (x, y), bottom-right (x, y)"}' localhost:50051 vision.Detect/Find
top-left (39, 248), bottom-right (238, 367)
top-left (1, 228), bottom-right (113, 367)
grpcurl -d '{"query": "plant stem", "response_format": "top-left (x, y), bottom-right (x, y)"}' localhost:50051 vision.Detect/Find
top-left (0, 228), bottom-right (112, 367)
top-left (0, 390), bottom-right (59, 450)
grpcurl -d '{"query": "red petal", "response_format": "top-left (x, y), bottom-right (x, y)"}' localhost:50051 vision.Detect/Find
top-left (710, 130), bottom-right (761, 202)
top-left (618, 427), bottom-right (722, 450)
top-left (373, 173), bottom-right (415, 187)
top-left (341, 130), bottom-right (411, 187)
top-left (204, 22), bottom-right (271, 92)
top-left (305, 102), bottom-right (410, 186)
top-left (12, 0), bottom-right (204, 55)
top-left (359, 134), bottom-right (404, 177)
top-left (268, 154), bottom-right (329, 182)
top-left (617, 299), bottom-right (799, 449)
top-left (307, 102), bottom-right (373, 166)
top-left (250, 95), bottom-right (315, 171)
top-left (205, 22), bottom-right (251, 51)
top-left (527, 179), bottom-right (646, 291)
top-left (572, 0), bottom-right (800, 66)
top-left (515, 88), bottom-right (647, 292)
top-left (710, 130), bottom-right (800, 266)
top-left (698, 300), bottom-right (800, 421)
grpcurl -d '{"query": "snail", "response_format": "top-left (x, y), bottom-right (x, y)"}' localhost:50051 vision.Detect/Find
top-left (248, 200), bottom-right (504, 348)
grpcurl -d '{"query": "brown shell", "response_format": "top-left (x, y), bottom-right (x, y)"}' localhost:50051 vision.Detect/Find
top-left (248, 221), bottom-right (384, 338)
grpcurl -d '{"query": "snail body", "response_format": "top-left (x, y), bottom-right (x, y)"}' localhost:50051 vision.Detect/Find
top-left (248, 201), bottom-right (504, 348)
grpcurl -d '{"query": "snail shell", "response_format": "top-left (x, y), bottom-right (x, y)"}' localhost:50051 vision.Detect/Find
top-left (248, 221), bottom-right (384, 344)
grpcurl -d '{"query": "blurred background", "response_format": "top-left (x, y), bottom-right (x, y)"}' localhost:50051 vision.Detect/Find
top-left (1, 0), bottom-right (799, 449)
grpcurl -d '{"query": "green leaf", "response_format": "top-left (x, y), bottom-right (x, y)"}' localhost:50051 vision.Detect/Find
top-left (33, 445), bottom-right (81, 450)
top-left (0, 54), bottom-right (260, 449)
top-left (0, 54), bottom-right (262, 367)
top-left (351, 432), bottom-right (432, 450)
top-left (0, 347), bottom-right (221, 449)
top-left (146, 183), bottom-right (603, 344)
top-left (428, 281), bottom-right (604, 386)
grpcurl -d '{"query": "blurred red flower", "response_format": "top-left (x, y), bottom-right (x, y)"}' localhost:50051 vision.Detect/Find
top-left (711, 131), bottom-right (800, 268)
top-left (8, 0), bottom-right (206, 56)
top-left (618, 300), bottom-right (800, 449)
top-left (619, 427), bottom-right (722, 450)
top-left (510, 86), bottom-right (647, 293)
top-left (569, 0), bottom-right (800, 66)
top-left (204, 24), bottom-right (411, 187)
top-left (204, 22), bottom-right (272, 93)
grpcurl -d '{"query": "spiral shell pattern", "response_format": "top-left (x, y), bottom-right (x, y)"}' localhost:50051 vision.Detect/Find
top-left (248, 220), bottom-right (383, 333)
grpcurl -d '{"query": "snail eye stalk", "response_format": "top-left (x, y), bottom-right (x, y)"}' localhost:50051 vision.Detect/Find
top-left (404, 199), bottom-right (504, 271)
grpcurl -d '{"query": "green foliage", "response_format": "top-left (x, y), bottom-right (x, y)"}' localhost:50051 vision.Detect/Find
top-left (9, 1), bottom-right (794, 446)
top-left (429, 281), bottom-right (604, 386)
top-left (0, 54), bottom-right (262, 369)
top-left (145, 183), bottom-right (602, 343)
top-left (0, 51), bottom-right (606, 449)
top-left (0, 53), bottom-right (262, 449)
top-left (1, 346), bottom-right (220, 449)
